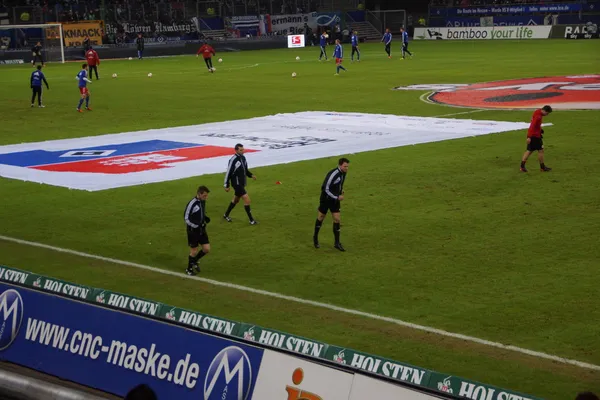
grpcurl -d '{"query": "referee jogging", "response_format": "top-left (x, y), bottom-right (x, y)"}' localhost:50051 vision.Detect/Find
top-left (314, 158), bottom-right (350, 251)
top-left (184, 186), bottom-right (211, 275)
top-left (30, 65), bottom-right (49, 108)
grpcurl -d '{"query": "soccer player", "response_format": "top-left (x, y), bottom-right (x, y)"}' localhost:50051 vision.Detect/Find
top-left (184, 186), bottom-right (211, 275)
top-left (333, 39), bottom-right (347, 75)
top-left (223, 143), bottom-right (258, 224)
top-left (86, 47), bottom-right (100, 80)
top-left (196, 41), bottom-right (216, 72)
top-left (136, 33), bottom-right (144, 60)
top-left (381, 28), bottom-right (392, 58)
top-left (314, 158), bottom-right (350, 251)
top-left (520, 105), bottom-right (553, 172)
top-left (30, 65), bottom-right (49, 108)
top-left (76, 64), bottom-right (92, 113)
top-left (31, 42), bottom-right (44, 66)
top-left (319, 32), bottom-right (328, 61)
top-left (400, 27), bottom-right (413, 59)
top-left (351, 31), bottom-right (360, 62)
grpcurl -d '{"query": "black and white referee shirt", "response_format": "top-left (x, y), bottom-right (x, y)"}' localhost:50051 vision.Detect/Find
top-left (321, 167), bottom-right (346, 200)
top-left (184, 197), bottom-right (206, 230)
top-left (224, 153), bottom-right (253, 189)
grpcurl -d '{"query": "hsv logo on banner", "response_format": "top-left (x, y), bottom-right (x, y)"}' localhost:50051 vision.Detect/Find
top-left (0, 112), bottom-right (534, 191)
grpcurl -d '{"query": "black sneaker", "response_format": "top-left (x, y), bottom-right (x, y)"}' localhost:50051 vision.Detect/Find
top-left (249, 220), bottom-right (258, 225)
top-left (192, 262), bottom-right (200, 274)
top-left (186, 266), bottom-right (197, 276)
top-left (313, 237), bottom-right (320, 249)
top-left (334, 243), bottom-right (346, 252)
top-left (223, 215), bottom-right (232, 222)
top-left (541, 166), bottom-right (552, 172)
top-left (520, 166), bottom-right (528, 173)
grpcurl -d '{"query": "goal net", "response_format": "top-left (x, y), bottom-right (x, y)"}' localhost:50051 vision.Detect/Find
top-left (0, 24), bottom-right (65, 64)
top-left (381, 10), bottom-right (407, 33)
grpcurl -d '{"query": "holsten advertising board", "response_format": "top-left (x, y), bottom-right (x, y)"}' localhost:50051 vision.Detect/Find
top-left (0, 282), bottom-right (264, 399)
top-left (0, 281), bottom-right (447, 399)
top-left (0, 266), bottom-right (544, 400)
top-left (414, 26), bottom-right (551, 40)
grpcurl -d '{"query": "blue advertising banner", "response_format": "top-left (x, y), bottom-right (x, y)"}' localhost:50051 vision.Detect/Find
top-left (0, 283), bottom-right (264, 399)
top-left (430, 3), bottom-right (583, 17)
top-left (432, 16), bottom-right (544, 27)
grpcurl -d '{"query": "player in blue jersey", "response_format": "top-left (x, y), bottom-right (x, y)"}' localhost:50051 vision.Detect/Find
top-left (76, 63), bottom-right (92, 113)
top-left (351, 31), bottom-right (360, 62)
top-left (381, 28), bottom-right (392, 58)
top-left (400, 27), bottom-right (413, 59)
top-left (319, 32), bottom-right (328, 61)
top-left (333, 39), bottom-right (347, 76)
top-left (30, 65), bottom-right (49, 108)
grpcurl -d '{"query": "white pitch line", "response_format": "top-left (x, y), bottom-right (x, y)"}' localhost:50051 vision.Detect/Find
top-left (1, 233), bottom-right (599, 372)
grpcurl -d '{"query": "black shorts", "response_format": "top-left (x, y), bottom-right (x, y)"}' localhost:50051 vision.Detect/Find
top-left (318, 193), bottom-right (341, 214)
top-left (527, 136), bottom-right (543, 152)
top-left (187, 227), bottom-right (209, 248)
top-left (32, 86), bottom-right (42, 95)
top-left (232, 185), bottom-right (247, 197)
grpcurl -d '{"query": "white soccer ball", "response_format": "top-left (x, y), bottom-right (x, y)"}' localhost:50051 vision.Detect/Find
top-left (296, 56), bottom-right (300, 60)
top-left (128, 57), bottom-right (132, 60)
top-left (292, 72), bottom-right (297, 78)
top-left (147, 73), bottom-right (152, 77)
top-left (218, 58), bottom-right (223, 63)
top-left (112, 73), bottom-right (117, 78)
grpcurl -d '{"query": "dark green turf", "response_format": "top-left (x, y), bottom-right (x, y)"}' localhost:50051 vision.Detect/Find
top-left (0, 40), bottom-right (599, 399)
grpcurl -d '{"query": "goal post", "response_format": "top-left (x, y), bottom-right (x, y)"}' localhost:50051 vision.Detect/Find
top-left (0, 23), bottom-right (65, 63)
top-left (381, 10), bottom-right (407, 34)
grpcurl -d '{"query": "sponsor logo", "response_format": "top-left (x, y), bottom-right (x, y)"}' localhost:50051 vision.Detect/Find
top-left (332, 349), bottom-right (346, 364)
top-left (285, 368), bottom-right (323, 400)
top-left (0, 112), bottom-right (535, 191)
top-left (0, 59), bottom-right (25, 65)
top-left (414, 26), bottom-right (551, 40)
top-left (438, 376), bottom-right (454, 393)
top-left (32, 277), bottom-right (42, 288)
top-left (204, 346), bottom-right (253, 400)
top-left (564, 23), bottom-right (600, 39)
top-left (0, 289), bottom-right (24, 350)
top-left (95, 290), bottom-right (106, 303)
top-left (394, 76), bottom-right (600, 110)
top-left (243, 326), bottom-right (256, 341)
top-left (165, 307), bottom-right (177, 321)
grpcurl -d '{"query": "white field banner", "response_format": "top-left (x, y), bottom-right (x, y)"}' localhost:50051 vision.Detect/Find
top-left (349, 373), bottom-right (440, 400)
top-left (0, 112), bottom-right (532, 191)
top-left (414, 26), bottom-right (551, 40)
top-left (252, 350), bottom-right (353, 399)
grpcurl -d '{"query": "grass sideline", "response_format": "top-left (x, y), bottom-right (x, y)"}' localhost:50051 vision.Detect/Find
top-left (1, 40), bottom-right (599, 399)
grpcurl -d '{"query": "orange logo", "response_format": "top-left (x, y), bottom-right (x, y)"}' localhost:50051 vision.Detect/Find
top-left (285, 368), bottom-right (322, 400)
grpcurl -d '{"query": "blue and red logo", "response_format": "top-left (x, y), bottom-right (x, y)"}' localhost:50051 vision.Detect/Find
top-left (0, 140), bottom-right (252, 174)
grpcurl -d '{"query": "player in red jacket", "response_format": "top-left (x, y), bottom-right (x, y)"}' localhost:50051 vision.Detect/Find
top-left (86, 48), bottom-right (100, 80)
top-left (196, 42), bottom-right (216, 73)
top-left (520, 105), bottom-right (552, 172)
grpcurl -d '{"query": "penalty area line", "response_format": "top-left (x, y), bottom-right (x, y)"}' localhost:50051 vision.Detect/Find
top-left (1, 234), bottom-right (599, 372)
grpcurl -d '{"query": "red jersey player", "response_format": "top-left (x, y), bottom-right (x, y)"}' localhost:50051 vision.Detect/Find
top-left (196, 41), bottom-right (216, 73)
top-left (521, 105), bottom-right (552, 172)
top-left (86, 48), bottom-right (100, 80)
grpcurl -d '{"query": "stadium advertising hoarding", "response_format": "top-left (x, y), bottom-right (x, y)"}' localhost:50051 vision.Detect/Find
top-left (287, 34), bottom-right (305, 48)
top-left (62, 20), bottom-right (104, 46)
top-left (436, 16), bottom-right (544, 27)
top-left (414, 26), bottom-right (551, 40)
top-left (551, 23), bottom-right (600, 39)
top-left (0, 281), bottom-right (264, 399)
top-left (0, 265), bottom-right (543, 400)
top-left (430, 3), bottom-right (583, 17)
top-left (104, 20), bottom-right (200, 43)
top-left (260, 12), bottom-right (340, 35)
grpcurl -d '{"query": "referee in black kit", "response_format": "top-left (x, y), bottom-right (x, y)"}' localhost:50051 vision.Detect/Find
top-left (314, 158), bottom-right (349, 251)
top-left (223, 143), bottom-right (258, 224)
top-left (184, 186), bottom-right (211, 275)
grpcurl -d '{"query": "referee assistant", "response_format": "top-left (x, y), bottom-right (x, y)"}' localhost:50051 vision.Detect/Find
top-left (313, 157), bottom-right (349, 251)
top-left (223, 143), bottom-right (258, 224)
top-left (184, 186), bottom-right (211, 275)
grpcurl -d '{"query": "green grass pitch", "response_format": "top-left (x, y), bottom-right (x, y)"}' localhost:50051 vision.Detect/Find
top-left (0, 40), bottom-right (599, 399)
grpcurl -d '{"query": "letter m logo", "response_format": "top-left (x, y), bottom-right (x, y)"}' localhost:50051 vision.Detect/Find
top-left (204, 346), bottom-right (252, 400)
top-left (0, 290), bottom-right (23, 350)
